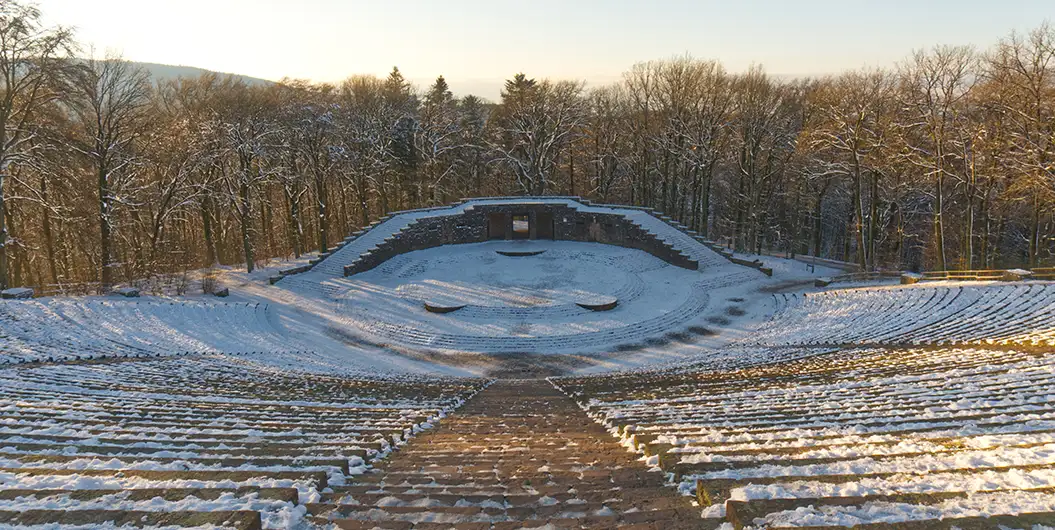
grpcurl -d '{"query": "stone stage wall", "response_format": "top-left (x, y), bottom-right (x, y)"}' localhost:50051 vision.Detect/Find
top-left (343, 203), bottom-right (698, 276)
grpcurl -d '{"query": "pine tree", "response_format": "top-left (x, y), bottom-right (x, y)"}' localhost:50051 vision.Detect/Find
top-left (425, 76), bottom-right (453, 108)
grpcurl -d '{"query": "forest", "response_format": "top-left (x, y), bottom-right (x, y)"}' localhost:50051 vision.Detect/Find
top-left (0, 1), bottom-right (1053, 293)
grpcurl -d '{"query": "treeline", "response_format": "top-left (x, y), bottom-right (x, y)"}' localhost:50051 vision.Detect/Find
top-left (0, 2), bottom-right (1053, 292)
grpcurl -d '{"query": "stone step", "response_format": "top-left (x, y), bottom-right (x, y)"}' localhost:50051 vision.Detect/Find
top-left (0, 509), bottom-right (262, 530)
top-left (0, 467), bottom-right (329, 488)
top-left (326, 380), bottom-right (702, 528)
top-left (0, 486), bottom-right (299, 503)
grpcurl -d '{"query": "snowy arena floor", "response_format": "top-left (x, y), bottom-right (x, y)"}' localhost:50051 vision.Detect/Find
top-left (325, 240), bottom-right (766, 356)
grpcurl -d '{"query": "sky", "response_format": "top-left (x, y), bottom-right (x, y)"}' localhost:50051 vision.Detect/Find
top-left (39, 0), bottom-right (1055, 100)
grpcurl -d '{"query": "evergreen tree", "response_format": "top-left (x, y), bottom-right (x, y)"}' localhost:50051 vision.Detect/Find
top-left (425, 76), bottom-right (453, 109)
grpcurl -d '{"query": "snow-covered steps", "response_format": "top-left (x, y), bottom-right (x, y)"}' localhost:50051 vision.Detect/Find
top-left (752, 282), bottom-right (1055, 347)
top-left (0, 356), bottom-right (486, 529)
top-left (725, 491), bottom-right (1055, 529)
top-left (0, 298), bottom-right (302, 364)
top-left (554, 346), bottom-right (1055, 528)
top-left (308, 379), bottom-right (707, 528)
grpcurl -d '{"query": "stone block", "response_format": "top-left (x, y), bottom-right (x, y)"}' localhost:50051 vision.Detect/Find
top-left (815, 277), bottom-right (833, 287)
top-left (901, 273), bottom-right (922, 285)
top-left (576, 297), bottom-right (619, 311)
top-left (0, 287), bottom-right (33, 299)
top-left (1002, 269), bottom-right (1033, 282)
top-left (213, 287), bottom-right (230, 298)
top-left (424, 301), bottom-right (466, 313)
top-left (113, 287), bottom-right (140, 298)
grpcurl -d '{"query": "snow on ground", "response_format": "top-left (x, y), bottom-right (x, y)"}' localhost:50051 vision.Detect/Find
top-left (3, 198), bottom-right (805, 374)
top-left (758, 281), bottom-right (1055, 347)
top-left (5, 196), bottom-right (1053, 377)
top-left (320, 240), bottom-right (764, 355)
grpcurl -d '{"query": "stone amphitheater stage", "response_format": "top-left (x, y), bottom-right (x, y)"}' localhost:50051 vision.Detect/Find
top-left (328, 240), bottom-right (742, 357)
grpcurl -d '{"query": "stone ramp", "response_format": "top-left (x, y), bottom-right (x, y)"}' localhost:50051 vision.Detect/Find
top-left (311, 379), bottom-right (708, 529)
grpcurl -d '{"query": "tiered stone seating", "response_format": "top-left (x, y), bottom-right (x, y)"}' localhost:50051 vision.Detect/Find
top-left (555, 346), bottom-right (1055, 528)
top-left (0, 299), bottom-right (303, 364)
top-left (0, 356), bottom-right (485, 529)
top-left (308, 380), bottom-right (704, 529)
top-left (617, 210), bottom-right (730, 270)
top-left (755, 283), bottom-right (1055, 348)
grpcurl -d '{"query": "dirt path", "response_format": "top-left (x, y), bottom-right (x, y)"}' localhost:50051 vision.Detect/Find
top-left (314, 379), bottom-right (708, 529)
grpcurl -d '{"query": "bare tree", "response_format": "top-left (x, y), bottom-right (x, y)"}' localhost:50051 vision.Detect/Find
top-left (809, 70), bottom-right (894, 269)
top-left (898, 45), bottom-right (975, 271)
top-left (986, 24), bottom-right (1055, 267)
top-left (218, 83), bottom-right (278, 273)
top-left (493, 74), bottom-right (587, 195)
top-left (0, 0), bottom-right (73, 289)
top-left (67, 54), bottom-right (152, 289)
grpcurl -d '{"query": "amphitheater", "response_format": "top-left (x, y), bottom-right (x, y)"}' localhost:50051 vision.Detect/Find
top-left (2, 197), bottom-right (1055, 529)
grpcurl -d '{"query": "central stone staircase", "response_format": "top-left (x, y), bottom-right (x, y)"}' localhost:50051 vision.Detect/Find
top-left (310, 380), bottom-right (705, 529)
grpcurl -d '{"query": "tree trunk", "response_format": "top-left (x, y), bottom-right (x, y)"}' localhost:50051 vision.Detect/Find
top-left (286, 189), bottom-right (303, 258)
top-left (964, 166), bottom-right (975, 270)
top-left (979, 204), bottom-right (991, 269)
top-left (3, 203), bottom-right (18, 287)
top-left (201, 196), bottom-right (219, 266)
top-left (868, 170), bottom-right (879, 271)
top-left (315, 172), bottom-right (328, 254)
top-left (992, 215), bottom-right (1007, 268)
top-left (356, 175), bottom-right (370, 226)
top-left (842, 209), bottom-right (853, 262)
top-left (239, 181), bottom-right (255, 273)
top-left (0, 167), bottom-right (8, 290)
top-left (379, 179), bottom-right (390, 215)
top-left (1030, 191), bottom-right (1041, 268)
top-left (812, 179), bottom-right (831, 258)
top-left (933, 172), bottom-right (947, 271)
top-left (40, 174), bottom-right (58, 285)
top-left (262, 189), bottom-right (276, 259)
top-left (99, 165), bottom-right (114, 290)
top-left (700, 158), bottom-right (718, 238)
top-left (852, 161), bottom-right (867, 269)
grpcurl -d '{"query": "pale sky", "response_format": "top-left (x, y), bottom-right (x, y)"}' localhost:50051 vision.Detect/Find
top-left (40, 0), bottom-right (1055, 100)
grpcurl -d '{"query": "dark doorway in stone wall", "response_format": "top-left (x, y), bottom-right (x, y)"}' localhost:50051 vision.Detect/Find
top-left (512, 214), bottom-right (530, 240)
top-left (487, 213), bottom-right (506, 240)
top-left (536, 212), bottom-right (554, 239)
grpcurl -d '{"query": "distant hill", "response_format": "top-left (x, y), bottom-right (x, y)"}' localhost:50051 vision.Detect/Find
top-left (132, 61), bottom-right (274, 86)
